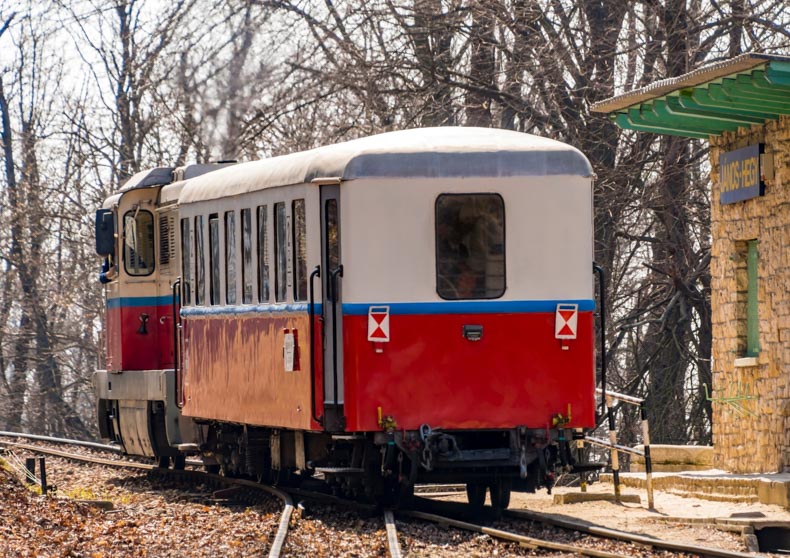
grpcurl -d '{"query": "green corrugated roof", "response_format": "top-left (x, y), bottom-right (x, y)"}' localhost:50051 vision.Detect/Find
top-left (591, 53), bottom-right (790, 139)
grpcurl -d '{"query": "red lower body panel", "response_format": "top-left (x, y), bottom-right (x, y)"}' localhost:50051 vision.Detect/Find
top-left (181, 313), bottom-right (316, 430)
top-left (105, 304), bottom-right (174, 371)
top-left (179, 309), bottom-right (594, 435)
top-left (343, 312), bottom-right (595, 432)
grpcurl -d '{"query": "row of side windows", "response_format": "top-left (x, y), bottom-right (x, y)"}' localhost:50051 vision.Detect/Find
top-left (180, 199), bottom-right (307, 306)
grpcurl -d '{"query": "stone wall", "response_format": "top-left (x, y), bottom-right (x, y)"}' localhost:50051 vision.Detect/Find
top-left (709, 115), bottom-right (790, 473)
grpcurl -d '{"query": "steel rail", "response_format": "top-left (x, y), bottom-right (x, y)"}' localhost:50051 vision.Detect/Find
top-left (0, 430), bottom-right (122, 453)
top-left (218, 476), bottom-right (293, 558)
top-left (414, 483), bottom-right (465, 494)
top-left (1, 440), bottom-right (293, 558)
top-left (383, 510), bottom-right (402, 558)
top-left (399, 509), bottom-right (630, 558)
top-left (505, 509), bottom-right (757, 558)
top-left (0, 431), bottom-right (203, 467)
top-left (0, 440), bottom-right (152, 470)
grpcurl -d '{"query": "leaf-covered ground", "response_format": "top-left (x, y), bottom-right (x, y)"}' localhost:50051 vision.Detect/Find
top-left (0, 458), bottom-right (280, 557)
top-left (1, 450), bottom-right (782, 557)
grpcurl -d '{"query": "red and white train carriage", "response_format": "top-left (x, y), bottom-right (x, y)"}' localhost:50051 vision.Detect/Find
top-left (94, 127), bottom-right (598, 509)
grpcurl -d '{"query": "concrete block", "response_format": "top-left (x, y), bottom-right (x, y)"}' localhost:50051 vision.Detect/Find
top-left (553, 492), bottom-right (641, 505)
top-left (631, 445), bottom-right (713, 471)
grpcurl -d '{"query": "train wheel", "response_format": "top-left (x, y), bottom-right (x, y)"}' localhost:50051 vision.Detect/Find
top-left (489, 478), bottom-right (511, 511)
top-left (157, 456), bottom-right (170, 469)
top-left (466, 482), bottom-right (487, 510)
top-left (173, 455), bottom-right (186, 470)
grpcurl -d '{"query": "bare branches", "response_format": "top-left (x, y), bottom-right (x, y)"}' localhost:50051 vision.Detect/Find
top-left (0, 12), bottom-right (16, 37)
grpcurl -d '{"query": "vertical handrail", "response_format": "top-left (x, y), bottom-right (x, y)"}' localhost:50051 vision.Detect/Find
top-left (593, 263), bottom-right (607, 420)
top-left (172, 277), bottom-right (184, 408)
top-left (329, 264), bottom-right (344, 430)
top-left (308, 265), bottom-right (322, 426)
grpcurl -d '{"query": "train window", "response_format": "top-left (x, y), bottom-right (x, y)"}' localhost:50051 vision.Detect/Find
top-left (123, 209), bottom-right (155, 276)
top-left (274, 202), bottom-right (288, 302)
top-left (292, 199), bottom-right (307, 301)
top-left (181, 218), bottom-right (192, 306)
top-left (225, 211), bottom-right (237, 305)
top-left (195, 215), bottom-right (205, 305)
top-left (435, 194), bottom-right (505, 300)
top-left (241, 208), bottom-right (253, 304)
top-left (325, 199), bottom-right (340, 302)
top-left (257, 205), bottom-right (270, 302)
top-left (209, 214), bottom-right (221, 305)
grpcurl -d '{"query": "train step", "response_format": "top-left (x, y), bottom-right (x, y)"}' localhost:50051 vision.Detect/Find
top-left (571, 462), bottom-right (606, 473)
top-left (175, 443), bottom-right (200, 453)
top-left (314, 466), bottom-right (365, 475)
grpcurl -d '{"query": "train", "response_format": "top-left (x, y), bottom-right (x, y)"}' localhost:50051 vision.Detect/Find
top-left (93, 127), bottom-right (599, 510)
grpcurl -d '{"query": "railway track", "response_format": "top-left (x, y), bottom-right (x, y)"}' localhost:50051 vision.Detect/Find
top-left (412, 494), bottom-right (758, 558)
top-left (1, 432), bottom-right (400, 557)
top-left (400, 508), bottom-right (630, 558)
top-left (383, 510), bottom-right (402, 558)
top-left (0, 433), bottom-right (292, 558)
top-left (0, 432), bottom-right (758, 557)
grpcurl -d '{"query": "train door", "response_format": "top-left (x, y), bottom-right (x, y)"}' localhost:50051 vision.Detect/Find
top-left (157, 209), bottom-right (178, 368)
top-left (320, 185), bottom-right (344, 431)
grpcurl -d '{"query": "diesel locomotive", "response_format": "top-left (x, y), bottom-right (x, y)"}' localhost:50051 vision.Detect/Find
top-left (93, 127), bottom-right (599, 509)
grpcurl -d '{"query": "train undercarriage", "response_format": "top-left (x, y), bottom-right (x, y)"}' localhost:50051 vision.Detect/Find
top-left (94, 371), bottom-right (588, 511)
top-left (94, 373), bottom-right (587, 511)
top-left (189, 421), bottom-right (581, 511)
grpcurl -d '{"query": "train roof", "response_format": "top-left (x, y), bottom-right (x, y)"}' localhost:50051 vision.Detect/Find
top-left (178, 127), bottom-right (593, 204)
top-left (119, 167), bottom-right (175, 192)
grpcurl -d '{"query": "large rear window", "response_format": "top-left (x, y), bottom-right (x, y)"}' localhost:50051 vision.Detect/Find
top-left (435, 194), bottom-right (505, 300)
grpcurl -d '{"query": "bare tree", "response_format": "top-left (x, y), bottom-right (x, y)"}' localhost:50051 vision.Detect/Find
top-left (0, 7), bottom-right (92, 436)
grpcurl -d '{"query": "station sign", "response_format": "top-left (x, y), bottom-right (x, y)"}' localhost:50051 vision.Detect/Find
top-left (720, 144), bottom-right (764, 204)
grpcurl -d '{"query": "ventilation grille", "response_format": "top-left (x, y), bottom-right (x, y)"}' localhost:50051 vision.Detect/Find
top-left (159, 214), bottom-right (176, 271)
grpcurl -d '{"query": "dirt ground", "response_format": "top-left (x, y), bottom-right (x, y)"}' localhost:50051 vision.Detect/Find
top-left (438, 480), bottom-right (790, 554)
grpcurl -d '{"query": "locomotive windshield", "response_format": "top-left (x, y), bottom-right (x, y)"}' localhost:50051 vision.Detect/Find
top-left (123, 209), bottom-right (155, 276)
top-left (435, 194), bottom-right (505, 300)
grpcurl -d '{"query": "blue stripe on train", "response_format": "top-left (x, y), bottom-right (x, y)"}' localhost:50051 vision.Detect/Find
top-left (343, 299), bottom-right (596, 315)
top-left (109, 297), bottom-right (596, 315)
top-left (106, 295), bottom-right (174, 309)
top-left (173, 299), bottom-right (595, 317)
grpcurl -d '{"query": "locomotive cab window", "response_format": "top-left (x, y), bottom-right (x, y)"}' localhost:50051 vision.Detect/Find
top-left (436, 194), bottom-right (505, 300)
top-left (123, 209), bottom-right (155, 276)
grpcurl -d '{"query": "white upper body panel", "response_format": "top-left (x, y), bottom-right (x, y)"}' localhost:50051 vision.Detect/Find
top-left (174, 128), bottom-right (594, 307)
top-left (340, 176), bottom-right (593, 304)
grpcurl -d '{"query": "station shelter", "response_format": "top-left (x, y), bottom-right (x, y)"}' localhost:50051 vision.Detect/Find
top-left (592, 53), bottom-right (790, 473)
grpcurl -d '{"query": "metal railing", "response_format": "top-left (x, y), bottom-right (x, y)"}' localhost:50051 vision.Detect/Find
top-left (588, 388), bottom-right (654, 510)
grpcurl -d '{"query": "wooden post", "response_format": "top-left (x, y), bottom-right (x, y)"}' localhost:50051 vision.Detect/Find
top-left (24, 457), bottom-right (36, 484)
top-left (38, 457), bottom-right (48, 496)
